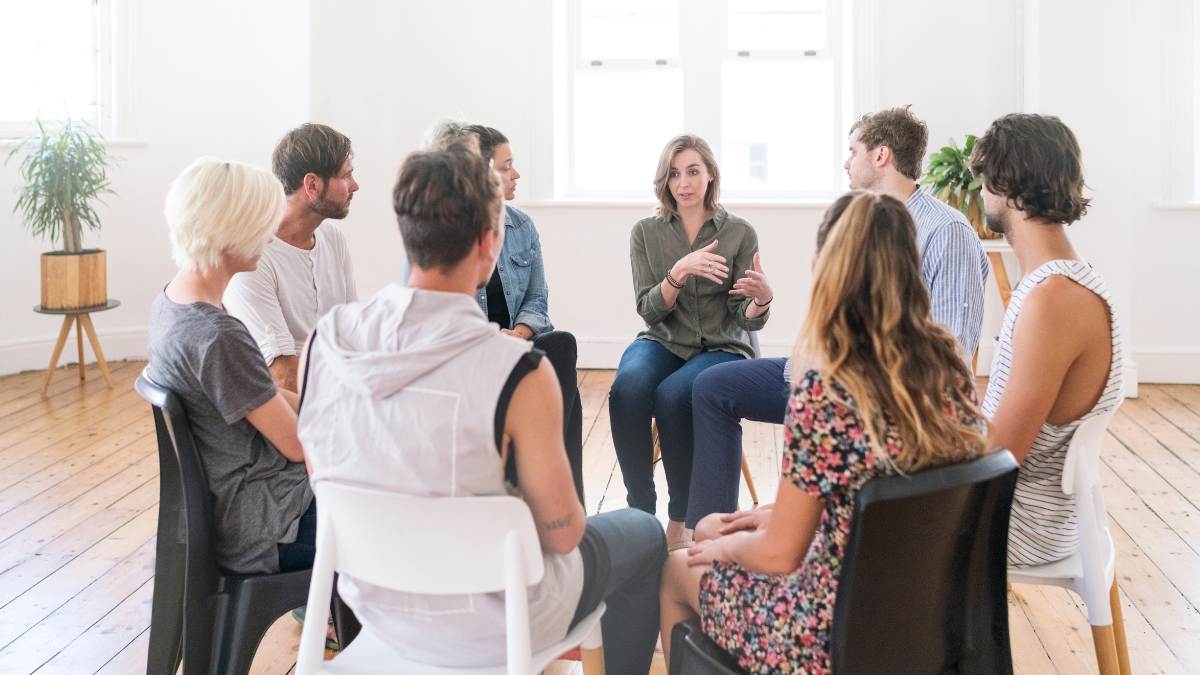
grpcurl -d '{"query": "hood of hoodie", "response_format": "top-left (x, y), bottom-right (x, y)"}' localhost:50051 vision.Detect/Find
top-left (313, 284), bottom-right (498, 400)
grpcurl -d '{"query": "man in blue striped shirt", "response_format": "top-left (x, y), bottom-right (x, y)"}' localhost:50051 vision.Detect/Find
top-left (680, 106), bottom-right (989, 542)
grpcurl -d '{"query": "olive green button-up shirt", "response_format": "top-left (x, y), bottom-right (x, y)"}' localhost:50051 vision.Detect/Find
top-left (629, 205), bottom-right (769, 360)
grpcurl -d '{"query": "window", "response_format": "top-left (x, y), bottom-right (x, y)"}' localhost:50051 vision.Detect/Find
top-left (561, 0), bottom-right (849, 199)
top-left (0, 0), bottom-right (114, 137)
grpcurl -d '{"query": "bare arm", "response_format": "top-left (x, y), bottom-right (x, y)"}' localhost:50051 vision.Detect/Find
top-left (269, 355), bottom-right (299, 395)
top-left (506, 359), bottom-right (586, 555)
top-left (987, 280), bottom-right (1084, 462)
top-left (245, 394), bottom-right (306, 464)
top-left (690, 479), bottom-right (821, 575)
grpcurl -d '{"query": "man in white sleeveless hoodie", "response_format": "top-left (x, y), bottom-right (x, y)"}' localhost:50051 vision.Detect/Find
top-left (971, 114), bottom-right (1124, 568)
top-left (297, 145), bottom-right (666, 672)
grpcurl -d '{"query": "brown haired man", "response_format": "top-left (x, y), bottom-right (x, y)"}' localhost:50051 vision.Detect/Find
top-left (972, 113), bottom-right (1124, 569)
top-left (224, 123), bottom-right (360, 394)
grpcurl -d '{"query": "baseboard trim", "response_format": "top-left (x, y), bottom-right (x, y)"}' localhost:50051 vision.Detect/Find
top-left (0, 327), bottom-right (149, 377)
top-left (1132, 346), bottom-right (1200, 384)
top-left (3, 332), bottom-right (1195, 389)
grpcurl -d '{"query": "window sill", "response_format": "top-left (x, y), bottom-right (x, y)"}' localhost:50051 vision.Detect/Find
top-left (516, 198), bottom-right (836, 210)
top-left (1151, 201), bottom-right (1200, 211)
top-left (0, 138), bottom-right (148, 149)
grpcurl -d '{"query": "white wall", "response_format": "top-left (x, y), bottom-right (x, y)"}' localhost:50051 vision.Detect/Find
top-left (1, 0), bottom-right (1197, 382)
top-left (0, 0), bottom-right (309, 373)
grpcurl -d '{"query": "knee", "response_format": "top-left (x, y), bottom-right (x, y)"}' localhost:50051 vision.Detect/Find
top-left (694, 512), bottom-right (725, 543)
top-left (610, 368), bottom-right (655, 412)
top-left (535, 330), bottom-right (577, 364)
top-left (691, 367), bottom-right (727, 410)
top-left (625, 509), bottom-right (669, 567)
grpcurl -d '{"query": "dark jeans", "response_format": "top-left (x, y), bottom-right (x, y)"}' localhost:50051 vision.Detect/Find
top-left (534, 330), bottom-right (585, 503)
top-left (278, 497), bottom-right (318, 572)
top-left (685, 357), bottom-right (790, 528)
top-left (609, 339), bottom-right (744, 521)
top-left (570, 508), bottom-right (667, 674)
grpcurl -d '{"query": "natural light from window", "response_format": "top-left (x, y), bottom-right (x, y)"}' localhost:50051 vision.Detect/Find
top-left (565, 0), bottom-right (843, 198)
top-left (0, 1), bottom-right (101, 131)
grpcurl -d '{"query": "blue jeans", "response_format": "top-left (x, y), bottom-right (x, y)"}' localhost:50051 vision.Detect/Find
top-left (609, 339), bottom-right (744, 521)
top-left (570, 508), bottom-right (667, 674)
top-left (685, 357), bottom-right (790, 528)
top-left (278, 497), bottom-right (318, 572)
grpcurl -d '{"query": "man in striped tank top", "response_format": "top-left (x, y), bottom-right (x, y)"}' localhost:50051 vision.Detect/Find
top-left (971, 114), bottom-right (1124, 567)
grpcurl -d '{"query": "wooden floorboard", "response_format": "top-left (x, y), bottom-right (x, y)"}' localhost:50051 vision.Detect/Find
top-left (0, 363), bottom-right (1195, 673)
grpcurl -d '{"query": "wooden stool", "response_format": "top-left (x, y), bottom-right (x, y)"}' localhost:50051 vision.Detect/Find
top-left (35, 300), bottom-right (121, 396)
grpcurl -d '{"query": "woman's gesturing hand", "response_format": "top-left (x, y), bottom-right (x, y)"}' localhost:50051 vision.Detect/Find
top-left (671, 240), bottom-right (729, 285)
top-left (729, 253), bottom-right (773, 306)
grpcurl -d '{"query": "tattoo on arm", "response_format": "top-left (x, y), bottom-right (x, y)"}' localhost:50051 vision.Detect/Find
top-left (544, 513), bottom-right (574, 531)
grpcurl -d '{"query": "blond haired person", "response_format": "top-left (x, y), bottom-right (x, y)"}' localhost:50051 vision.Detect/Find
top-left (658, 193), bottom-right (986, 673)
top-left (145, 158), bottom-right (315, 574)
top-left (610, 134), bottom-right (773, 551)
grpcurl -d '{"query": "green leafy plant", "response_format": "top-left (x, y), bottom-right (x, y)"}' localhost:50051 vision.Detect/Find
top-left (923, 134), bottom-right (998, 239)
top-left (6, 118), bottom-right (115, 254)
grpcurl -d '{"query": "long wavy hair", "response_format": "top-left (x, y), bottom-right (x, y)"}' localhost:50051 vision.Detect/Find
top-left (792, 192), bottom-right (985, 471)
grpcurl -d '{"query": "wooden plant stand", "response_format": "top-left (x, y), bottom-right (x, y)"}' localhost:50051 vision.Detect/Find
top-left (35, 300), bottom-right (121, 396)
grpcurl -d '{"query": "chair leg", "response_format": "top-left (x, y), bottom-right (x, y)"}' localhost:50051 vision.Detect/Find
top-left (1090, 624), bottom-right (1121, 675)
top-left (581, 647), bottom-right (605, 675)
top-left (651, 420), bottom-right (661, 465)
top-left (1110, 578), bottom-right (1132, 675)
top-left (739, 456), bottom-right (759, 507)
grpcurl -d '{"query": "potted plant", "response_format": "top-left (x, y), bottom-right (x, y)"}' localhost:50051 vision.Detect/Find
top-left (7, 118), bottom-right (115, 309)
top-left (923, 134), bottom-right (1002, 240)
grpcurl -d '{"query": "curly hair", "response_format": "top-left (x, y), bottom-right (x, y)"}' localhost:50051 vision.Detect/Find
top-left (970, 113), bottom-right (1090, 224)
top-left (849, 106), bottom-right (928, 181)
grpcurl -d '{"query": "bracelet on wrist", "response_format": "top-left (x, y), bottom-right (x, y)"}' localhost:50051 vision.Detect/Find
top-left (752, 296), bottom-right (773, 307)
top-left (666, 271), bottom-right (685, 289)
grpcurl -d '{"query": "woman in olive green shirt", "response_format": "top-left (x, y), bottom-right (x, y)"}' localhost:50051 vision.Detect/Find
top-left (610, 134), bottom-right (774, 551)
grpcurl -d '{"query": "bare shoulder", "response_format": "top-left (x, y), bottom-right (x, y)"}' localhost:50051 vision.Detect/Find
top-left (1019, 275), bottom-right (1110, 341)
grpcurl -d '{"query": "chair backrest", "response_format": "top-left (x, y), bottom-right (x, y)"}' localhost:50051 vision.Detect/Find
top-left (311, 480), bottom-right (546, 594)
top-left (748, 331), bottom-right (762, 359)
top-left (135, 374), bottom-right (223, 666)
top-left (1062, 411), bottom-right (1119, 624)
top-left (831, 451), bottom-right (1020, 675)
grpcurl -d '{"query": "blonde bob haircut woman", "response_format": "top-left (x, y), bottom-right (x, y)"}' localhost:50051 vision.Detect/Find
top-left (164, 158), bottom-right (286, 272)
top-left (794, 191), bottom-right (986, 472)
top-left (653, 134), bottom-right (721, 220)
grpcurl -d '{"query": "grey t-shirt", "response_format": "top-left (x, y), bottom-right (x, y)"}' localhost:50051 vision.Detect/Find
top-left (145, 292), bottom-right (313, 574)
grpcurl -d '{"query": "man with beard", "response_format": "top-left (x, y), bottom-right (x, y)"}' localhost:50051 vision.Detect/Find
top-left (972, 114), bottom-right (1124, 569)
top-left (225, 123), bottom-right (360, 395)
top-left (682, 106), bottom-right (989, 543)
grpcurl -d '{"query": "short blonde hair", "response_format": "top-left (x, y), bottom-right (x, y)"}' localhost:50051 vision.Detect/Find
top-left (164, 158), bottom-right (286, 271)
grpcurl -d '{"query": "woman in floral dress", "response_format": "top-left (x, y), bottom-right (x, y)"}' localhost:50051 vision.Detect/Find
top-left (659, 192), bottom-right (987, 674)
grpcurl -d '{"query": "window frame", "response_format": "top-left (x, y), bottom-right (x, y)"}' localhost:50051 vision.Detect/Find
top-left (560, 0), bottom-right (850, 200)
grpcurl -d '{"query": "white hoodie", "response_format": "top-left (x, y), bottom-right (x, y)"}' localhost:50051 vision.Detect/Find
top-left (299, 283), bottom-right (584, 666)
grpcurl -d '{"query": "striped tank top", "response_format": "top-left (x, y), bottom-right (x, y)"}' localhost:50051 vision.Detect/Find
top-left (981, 260), bottom-right (1124, 567)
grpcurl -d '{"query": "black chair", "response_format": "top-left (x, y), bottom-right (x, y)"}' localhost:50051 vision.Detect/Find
top-left (138, 374), bottom-right (313, 675)
top-left (670, 451), bottom-right (1020, 675)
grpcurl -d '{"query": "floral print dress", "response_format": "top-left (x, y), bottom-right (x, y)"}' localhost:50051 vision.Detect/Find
top-left (698, 369), bottom-right (978, 674)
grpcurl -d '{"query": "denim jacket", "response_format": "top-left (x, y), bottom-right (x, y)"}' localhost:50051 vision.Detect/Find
top-left (475, 205), bottom-right (553, 335)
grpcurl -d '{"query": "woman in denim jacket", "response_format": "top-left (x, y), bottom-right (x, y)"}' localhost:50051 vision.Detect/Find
top-left (468, 125), bottom-right (585, 503)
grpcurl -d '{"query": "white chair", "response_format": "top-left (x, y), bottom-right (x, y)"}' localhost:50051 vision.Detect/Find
top-left (1007, 412), bottom-right (1131, 675)
top-left (295, 483), bottom-right (605, 675)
